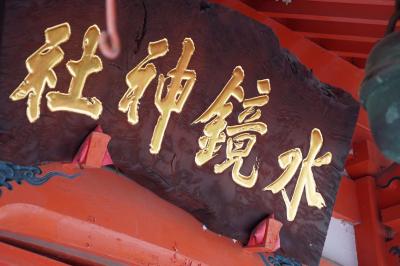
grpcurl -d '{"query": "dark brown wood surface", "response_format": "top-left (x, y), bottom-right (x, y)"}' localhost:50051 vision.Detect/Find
top-left (0, 1), bottom-right (359, 265)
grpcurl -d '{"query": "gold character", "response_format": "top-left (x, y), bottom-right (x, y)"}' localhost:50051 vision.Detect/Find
top-left (9, 23), bottom-right (71, 123)
top-left (193, 66), bottom-right (245, 166)
top-left (119, 39), bottom-right (169, 125)
top-left (46, 25), bottom-right (103, 120)
top-left (150, 38), bottom-right (196, 154)
top-left (263, 128), bottom-right (332, 221)
top-left (194, 66), bottom-right (269, 188)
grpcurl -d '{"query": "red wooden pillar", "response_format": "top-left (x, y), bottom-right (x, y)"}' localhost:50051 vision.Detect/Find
top-left (355, 176), bottom-right (388, 266)
top-left (333, 176), bottom-right (361, 224)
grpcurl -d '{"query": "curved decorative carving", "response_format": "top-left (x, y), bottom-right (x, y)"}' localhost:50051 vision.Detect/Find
top-left (0, 161), bottom-right (79, 194)
top-left (268, 255), bottom-right (301, 266)
top-left (390, 246), bottom-right (400, 262)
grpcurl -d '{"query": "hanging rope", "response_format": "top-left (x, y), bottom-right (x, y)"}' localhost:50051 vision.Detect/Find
top-left (385, 0), bottom-right (400, 35)
top-left (99, 0), bottom-right (121, 59)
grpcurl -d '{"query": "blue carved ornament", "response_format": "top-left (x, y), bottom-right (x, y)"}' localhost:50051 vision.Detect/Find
top-left (0, 161), bottom-right (79, 195)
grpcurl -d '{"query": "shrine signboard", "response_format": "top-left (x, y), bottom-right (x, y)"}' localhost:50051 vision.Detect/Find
top-left (0, 1), bottom-right (359, 265)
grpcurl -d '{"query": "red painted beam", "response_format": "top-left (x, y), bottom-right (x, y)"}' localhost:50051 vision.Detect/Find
top-left (261, 12), bottom-right (389, 26)
top-left (308, 37), bottom-right (373, 66)
top-left (346, 58), bottom-right (367, 69)
top-left (316, 39), bottom-right (373, 55)
top-left (0, 242), bottom-right (68, 266)
top-left (255, 5), bottom-right (395, 41)
top-left (299, 32), bottom-right (380, 44)
top-left (239, 0), bottom-right (395, 69)
top-left (212, 0), bottom-right (364, 100)
top-left (241, 0), bottom-right (393, 20)
top-left (273, 17), bottom-right (391, 39)
top-left (0, 204), bottom-right (205, 266)
top-left (333, 51), bottom-right (368, 59)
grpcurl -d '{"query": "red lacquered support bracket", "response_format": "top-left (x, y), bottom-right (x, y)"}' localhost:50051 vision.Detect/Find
top-left (345, 140), bottom-right (391, 178)
top-left (72, 125), bottom-right (113, 168)
top-left (245, 215), bottom-right (282, 253)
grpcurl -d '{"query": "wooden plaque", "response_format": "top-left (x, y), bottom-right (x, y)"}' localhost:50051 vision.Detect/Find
top-left (0, 1), bottom-right (359, 265)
